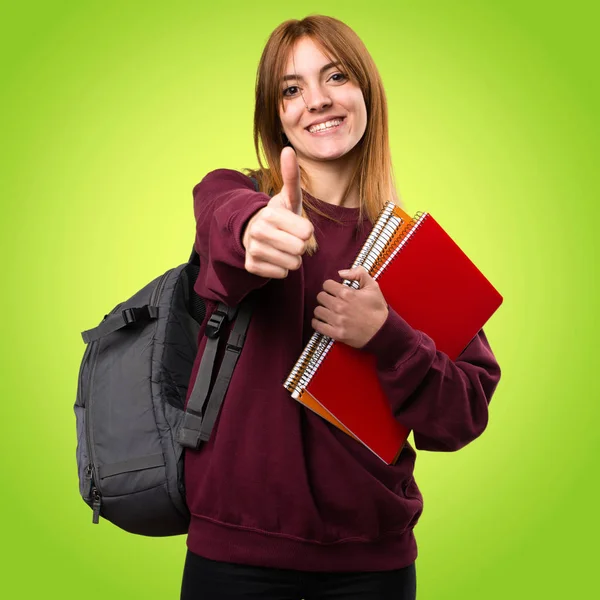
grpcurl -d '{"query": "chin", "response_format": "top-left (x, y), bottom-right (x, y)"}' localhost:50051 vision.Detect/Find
top-left (305, 144), bottom-right (359, 162)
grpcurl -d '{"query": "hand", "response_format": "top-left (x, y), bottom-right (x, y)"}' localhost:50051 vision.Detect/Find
top-left (242, 147), bottom-right (313, 278)
top-left (312, 266), bottom-right (389, 348)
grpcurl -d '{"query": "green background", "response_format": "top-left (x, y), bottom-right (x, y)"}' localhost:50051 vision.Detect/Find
top-left (1, 0), bottom-right (598, 598)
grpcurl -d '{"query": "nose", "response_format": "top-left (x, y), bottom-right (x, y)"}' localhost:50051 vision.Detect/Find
top-left (304, 84), bottom-right (332, 112)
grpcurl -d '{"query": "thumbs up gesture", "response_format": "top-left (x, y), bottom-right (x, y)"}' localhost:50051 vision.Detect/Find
top-left (278, 145), bottom-right (304, 216)
top-left (242, 147), bottom-right (314, 278)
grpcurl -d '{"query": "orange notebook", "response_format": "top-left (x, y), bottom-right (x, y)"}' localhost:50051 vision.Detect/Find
top-left (284, 203), bottom-right (503, 464)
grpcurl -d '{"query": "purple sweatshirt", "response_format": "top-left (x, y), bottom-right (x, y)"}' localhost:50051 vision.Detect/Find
top-left (184, 168), bottom-right (501, 572)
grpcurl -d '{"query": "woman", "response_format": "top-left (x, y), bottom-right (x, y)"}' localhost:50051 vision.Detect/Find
top-left (181, 15), bottom-right (500, 600)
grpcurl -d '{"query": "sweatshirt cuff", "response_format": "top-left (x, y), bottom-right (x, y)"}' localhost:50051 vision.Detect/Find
top-left (226, 193), bottom-right (271, 259)
top-left (362, 306), bottom-right (422, 371)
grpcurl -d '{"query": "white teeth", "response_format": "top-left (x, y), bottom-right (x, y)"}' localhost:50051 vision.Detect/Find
top-left (308, 119), bottom-right (343, 133)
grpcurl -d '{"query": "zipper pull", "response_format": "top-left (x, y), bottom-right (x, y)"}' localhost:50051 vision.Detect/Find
top-left (91, 487), bottom-right (102, 524)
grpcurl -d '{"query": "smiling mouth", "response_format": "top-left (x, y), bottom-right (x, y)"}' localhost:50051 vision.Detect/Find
top-left (306, 118), bottom-right (345, 134)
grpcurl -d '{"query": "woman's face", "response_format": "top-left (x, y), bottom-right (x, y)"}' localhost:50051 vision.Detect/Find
top-left (278, 37), bottom-right (367, 165)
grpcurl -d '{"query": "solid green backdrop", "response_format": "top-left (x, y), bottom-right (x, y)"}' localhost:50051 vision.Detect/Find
top-left (1, 1), bottom-right (598, 598)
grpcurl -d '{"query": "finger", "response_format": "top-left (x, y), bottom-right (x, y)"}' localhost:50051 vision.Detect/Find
top-left (311, 317), bottom-right (337, 340)
top-left (338, 266), bottom-right (371, 288)
top-left (247, 241), bottom-right (303, 272)
top-left (313, 305), bottom-right (337, 326)
top-left (246, 258), bottom-right (289, 279)
top-left (280, 146), bottom-right (303, 216)
top-left (322, 279), bottom-right (352, 298)
top-left (268, 207), bottom-right (314, 240)
top-left (316, 290), bottom-right (338, 311)
top-left (251, 225), bottom-right (308, 256)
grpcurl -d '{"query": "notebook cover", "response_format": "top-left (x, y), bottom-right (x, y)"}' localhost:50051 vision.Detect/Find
top-left (304, 213), bottom-right (503, 463)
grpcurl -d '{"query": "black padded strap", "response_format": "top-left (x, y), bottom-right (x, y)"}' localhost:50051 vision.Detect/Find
top-left (178, 301), bottom-right (248, 449)
top-left (177, 334), bottom-right (220, 448)
top-left (198, 297), bottom-right (256, 442)
top-left (81, 306), bottom-right (159, 344)
top-left (188, 246), bottom-right (200, 266)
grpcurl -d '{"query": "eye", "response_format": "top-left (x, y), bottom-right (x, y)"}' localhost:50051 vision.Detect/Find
top-left (283, 85), bottom-right (300, 97)
top-left (329, 72), bottom-right (348, 83)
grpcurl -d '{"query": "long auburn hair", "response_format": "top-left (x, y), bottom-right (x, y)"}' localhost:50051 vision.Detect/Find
top-left (245, 15), bottom-right (399, 252)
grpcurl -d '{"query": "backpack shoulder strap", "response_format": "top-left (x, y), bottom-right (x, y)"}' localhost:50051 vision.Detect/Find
top-left (177, 295), bottom-right (256, 448)
top-left (178, 172), bottom-right (261, 449)
top-left (198, 296), bottom-right (256, 440)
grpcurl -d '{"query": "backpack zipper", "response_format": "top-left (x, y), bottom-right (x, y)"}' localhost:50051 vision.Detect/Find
top-left (81, 303), bottom-right (122, 525)
top-left (84, 342), bottom-right (102, 523)
top-left (76, 342), bottom-right (94, 513)
top-left (76, 344), bottom-right (92, 408)
top-left (83, 463), bottom-right (102, 524)
top-left (149, 269), bottom-right (173, 307)
top-left (91, 486), bottom-right (102, 524)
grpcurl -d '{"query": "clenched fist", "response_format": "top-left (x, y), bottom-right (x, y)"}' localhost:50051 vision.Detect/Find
top-left (242, 147), bottom-right (314, 279)
top-left (312, 266), bottom-right (389, 348)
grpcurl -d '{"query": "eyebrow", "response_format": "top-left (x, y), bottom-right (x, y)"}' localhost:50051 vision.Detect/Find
top-left (281, 61), bottom-right (341, 82)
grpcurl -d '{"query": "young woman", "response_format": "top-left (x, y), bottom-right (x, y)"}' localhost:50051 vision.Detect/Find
top-left (181, 15), bottom-right (501, 600)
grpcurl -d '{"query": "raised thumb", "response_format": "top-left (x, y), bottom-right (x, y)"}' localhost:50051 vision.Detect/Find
top-left (280, 146), bottom-right (303, 216)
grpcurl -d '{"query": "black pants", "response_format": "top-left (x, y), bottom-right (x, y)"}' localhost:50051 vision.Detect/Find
top-left (181, 550), bottom-right (417, 600)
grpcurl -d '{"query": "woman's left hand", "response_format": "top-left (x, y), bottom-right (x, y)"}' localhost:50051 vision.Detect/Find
top-left (312, 266), bottom-right (389, 349)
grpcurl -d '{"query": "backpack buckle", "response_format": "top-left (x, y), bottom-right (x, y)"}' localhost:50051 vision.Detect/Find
top-left (122, 307), bottom-right (140, 325)
top-left (122, 306), bottom-right (151, 325)
top-left (205, 309), bottom-right (228, 338)
top-left (225, 342), bottom-right (242, 354)
top-left (225, 330), bottom-right (244, 354)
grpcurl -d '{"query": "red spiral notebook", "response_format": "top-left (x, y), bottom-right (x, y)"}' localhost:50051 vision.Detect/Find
top-left (284, 204), bottom-right (503, 464)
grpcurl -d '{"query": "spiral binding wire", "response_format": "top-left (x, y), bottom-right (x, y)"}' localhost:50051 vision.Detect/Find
top-left (292, 337), bottom-right (334, 399)
top-left (355, 215), bottom-right (404, 280)
top-left (284, 202), bottom-right (409, 396)
top-left (373, 212), bottom-right (427, 281)
top-left (347, 202), bottom-right (396, 272)
top-left (284, 333), bottom-right (331, 396)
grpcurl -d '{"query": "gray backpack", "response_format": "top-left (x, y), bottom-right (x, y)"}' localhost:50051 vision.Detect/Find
top-left (75, 179), bottom-right (258, 536)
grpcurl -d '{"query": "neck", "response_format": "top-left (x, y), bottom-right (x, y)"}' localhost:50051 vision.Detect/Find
top-left (298, 149), bottom-right (360, 208)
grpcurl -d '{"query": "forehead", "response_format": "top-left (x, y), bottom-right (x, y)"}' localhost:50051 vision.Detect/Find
top-left (283, 37), bottom-right (336, 75)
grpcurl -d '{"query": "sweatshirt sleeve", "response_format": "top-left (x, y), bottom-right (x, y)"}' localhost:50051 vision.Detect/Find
top-left (361, 306), bottom-right (501, 452)
top-left (193, 169), bottom-right (271, 306)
